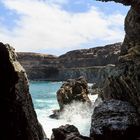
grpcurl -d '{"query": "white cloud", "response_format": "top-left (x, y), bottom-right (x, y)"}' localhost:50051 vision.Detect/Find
top-left (0, 0), bottom-right (125, 55)
top-left (46, 0), bottom-right (69, 4)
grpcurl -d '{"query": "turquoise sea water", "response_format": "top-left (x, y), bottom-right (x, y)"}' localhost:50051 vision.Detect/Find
top-left (29, 81), bottom-right (97, 138)
top-left (30, 81), bottom-right (62, 110)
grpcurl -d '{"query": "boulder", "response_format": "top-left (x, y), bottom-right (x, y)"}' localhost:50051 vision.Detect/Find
top-left (0, 42), bottom-right (45, 140)
top-left (57, 76), bottom-right (91, 110)
top-left (90, 99), bottom-right (140, 140)
top-left (51, 124), bottom-right (91, 140)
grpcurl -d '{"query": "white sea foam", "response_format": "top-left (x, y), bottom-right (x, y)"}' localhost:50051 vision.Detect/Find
top-left (88, 83), bottom-right (93, 87)
top-left (88, 94), bottom-right (98, 102)
top-left (36, 94), bottom-right (98, 139)
top-left (30, 81), bottom-right (98, 139)
top-left (59, 101), bottom-right (94, 136)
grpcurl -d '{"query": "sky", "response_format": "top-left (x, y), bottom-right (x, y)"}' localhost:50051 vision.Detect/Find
top-left (0, 0), bottom-right (129, 55)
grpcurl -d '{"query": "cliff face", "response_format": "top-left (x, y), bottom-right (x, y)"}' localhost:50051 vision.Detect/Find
top-left (0, 43), bottom-right (45, 140)
top-left (17, 52), bottom-right (59, 80)
top-left (57, 65), bottom-right (116, 87)
top-left (97, 0), bottom-right (140, 113)
top-left (17, 43), bottom-right (121, 83)
top-left (59, 43), bottom-right (121, 68)
top-left (90, 0), bottom-right (140, 140)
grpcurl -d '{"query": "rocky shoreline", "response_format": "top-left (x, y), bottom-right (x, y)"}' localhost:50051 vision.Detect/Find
top-left (1, 0), bottom-right (140, 140)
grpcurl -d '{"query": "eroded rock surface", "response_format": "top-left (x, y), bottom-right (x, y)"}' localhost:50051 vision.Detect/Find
top-left (90, 0), bottom-right (140, 140)
top-left (103, 60), bottom-right (140, 113)
top-left (97, 0), bottom-right (140, 113)
top-left (17, 43), bottom-right (121, 83)
top-left (90, 99), bottom-right (140, 140)
top-left (57, 76), bottom-right (91, 110)
top-left (0, 42), bottom-right (45, 140)
top-left (51, 124), bottom-right (91, 140)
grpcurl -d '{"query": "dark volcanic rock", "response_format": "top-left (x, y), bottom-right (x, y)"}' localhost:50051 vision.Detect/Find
top-left (0, 42), bottom-right (45, 140)
top-left (90, 99), bottom-right (140, 140)
top-left (51, 124), bottom-right (91, 140)
top-left (98, 0), bottom-right (140, 113)
top-left (57, 76), bottom-right (91, 110)
top-left (120, 2), bottom-right (140, 61)
top-left (17, 43), bottom-right (121, 83)
top-left (103, 60), bottom-right (140, 113)
top-left (90, 0), bottom-right (140, 140)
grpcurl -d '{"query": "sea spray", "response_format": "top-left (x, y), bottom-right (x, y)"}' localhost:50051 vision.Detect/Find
top-left (30, 81), bottom-right (98, 138)
top-left (59, 101), bottom-right (95, 136)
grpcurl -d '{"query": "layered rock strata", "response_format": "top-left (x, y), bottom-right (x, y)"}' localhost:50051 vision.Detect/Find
top-left (0, 42), bottom-right (45, 140)
top-left (17, 43), bottom-right (121, 83)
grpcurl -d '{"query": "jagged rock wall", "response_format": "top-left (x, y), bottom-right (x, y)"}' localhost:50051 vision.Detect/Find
top-left (97, 0), bottom-right (140, 113)
top-left (0, 42), bottom-right (45, 140)
top-left (90, 99), bottom-right (140, 140)
top-left (90, 1), bottom-right (140, 140)
top-left (17, 43), bottom-right (121, 83)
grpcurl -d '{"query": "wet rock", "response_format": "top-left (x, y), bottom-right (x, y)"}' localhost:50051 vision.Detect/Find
top-left (89, 84), bottom-right (103, 95)
top-left (57, 76), bottom-right (91, 110)
top-left (90, 99), bottom-right (140, 140)
top-left (51, 124), bottom-right (91, 140)
top-left (49, 109), bottom-right (60, 119)
top-left (0, 42), bottom-right (45, 140)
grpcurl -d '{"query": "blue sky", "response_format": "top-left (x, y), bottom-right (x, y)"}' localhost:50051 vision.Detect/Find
top-left (0, 0), bottom-right (129, 55)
